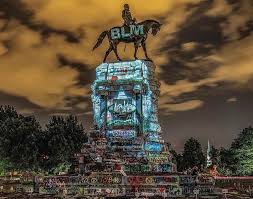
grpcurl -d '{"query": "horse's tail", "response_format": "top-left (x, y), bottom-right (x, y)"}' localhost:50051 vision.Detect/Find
top-left (92, 31), bottom-right (108, 51)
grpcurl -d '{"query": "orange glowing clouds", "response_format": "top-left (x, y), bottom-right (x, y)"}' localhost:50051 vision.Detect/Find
top-left (0, 0), bottom-right (252, 114)
top-left (21, 0), bottom-right (202, 66)
top-left (0, 23), bottom-right (87, 109)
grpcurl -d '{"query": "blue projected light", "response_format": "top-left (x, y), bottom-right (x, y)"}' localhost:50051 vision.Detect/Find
top-left (92, 60), bottom-right (162, 152)
top-left (107, 130), bottom-right (136, 139)
top-left (144, 142), bottom-right (162, 152)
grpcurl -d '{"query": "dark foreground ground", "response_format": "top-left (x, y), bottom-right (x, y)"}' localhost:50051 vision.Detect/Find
top-left (0, 192), bottom-right (252, 199)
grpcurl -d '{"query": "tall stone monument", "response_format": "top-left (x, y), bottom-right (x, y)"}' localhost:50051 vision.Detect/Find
top-left (75, 5), bottom-right (183, 197)
top-left (74, 60), bottom-right (181, 197)
top-left (91, 60), bottom-right (176, 174)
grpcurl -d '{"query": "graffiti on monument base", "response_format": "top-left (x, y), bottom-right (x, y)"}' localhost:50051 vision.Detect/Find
top-left (124, 186), bottom-right (182, 197)
top-left (167, 186), bottom-right (183, 197)
top-left (124, 164), bottom-right (173, 173)
top-left (3, 174), bottom-right (217, 197)
top-left (125, 175), bottom-right (179, 185)
top-left (197, 175), bottom-right (215, 185)
top-left (180, 175), bottom-right (196, 185)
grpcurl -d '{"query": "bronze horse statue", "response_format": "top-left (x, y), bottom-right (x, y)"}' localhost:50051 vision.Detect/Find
top-left (93, 20), bottom-right (162, 62)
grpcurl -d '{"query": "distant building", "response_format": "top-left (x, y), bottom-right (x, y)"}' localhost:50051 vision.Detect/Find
top-left (206, 139), bottom-right (212, 168)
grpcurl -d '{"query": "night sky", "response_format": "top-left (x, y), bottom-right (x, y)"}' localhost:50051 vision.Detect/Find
top-left (0, 0), bottom-right (253, 151)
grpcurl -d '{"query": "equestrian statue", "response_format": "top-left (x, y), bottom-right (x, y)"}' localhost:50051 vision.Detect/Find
top-left (93, 4), bottom-right (162, 62)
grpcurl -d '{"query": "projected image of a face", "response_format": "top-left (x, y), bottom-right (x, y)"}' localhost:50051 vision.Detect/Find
top-left (107, 89), bottom-right (137, 128)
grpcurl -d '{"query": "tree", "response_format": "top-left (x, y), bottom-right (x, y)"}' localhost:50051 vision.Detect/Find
top-left (41, 115), bottom-right (86, 173)
top-left (210, 145), bottom-right (219, 165)
top-left (231, 126), bottom-right (253, 175)
top-left (218, 147), bottom-right (234, 175)
top-left (0, 106), bottom-right (87, 173)
top-left (0, 159), bottom-right (12, 175)
top-left (176, 154), bottom-right (184, 172)
top-left (166, 142), bottom-right (178, 164)
top-left (0, 106), bottom-right (42, 171)
top-left (182, 138), bottom-right (205, 170)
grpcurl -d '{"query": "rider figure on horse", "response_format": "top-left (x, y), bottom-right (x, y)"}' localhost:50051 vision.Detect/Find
top-left (93, 4), bottom-right (162, 62)
top-left (122, 4), bottom-right (136, 27)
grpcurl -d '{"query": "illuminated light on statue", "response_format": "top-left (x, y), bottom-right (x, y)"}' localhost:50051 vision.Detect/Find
top-left (76, 5), bottom-right (181, 197)
top-left (144, 142), bottom-right (162, 152)
top-left (92, 60), bottom-right (161, 134)
top-left (111, 28), bottom-right (121, 40)
top-left (107, 130), bottom-right (136, 139)
top-left (93, 21), bottom-right (162, 62)
top-left (90, 59), bottom-right (177, 177)
top-left (130, 25), bottom-right (144, 36)
top-left (110, 25), bottom-right (145, 40)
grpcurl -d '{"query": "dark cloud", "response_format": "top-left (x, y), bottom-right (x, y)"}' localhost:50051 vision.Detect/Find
top-left (0, 0), bottom-right (83, 43)
top-left (158, 3), bottom-right (226, 84)
top-left (58, 55), bottom-right (94, 85)
top-left (0, 91), bottom-right (41, 110)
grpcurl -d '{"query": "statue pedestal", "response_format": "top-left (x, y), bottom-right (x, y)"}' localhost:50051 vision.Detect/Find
top-left (76, 60), bottom-right (180, 197)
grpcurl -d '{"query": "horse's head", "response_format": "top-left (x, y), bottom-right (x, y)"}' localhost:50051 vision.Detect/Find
top-left (151, 21), bottom-right (162, 36)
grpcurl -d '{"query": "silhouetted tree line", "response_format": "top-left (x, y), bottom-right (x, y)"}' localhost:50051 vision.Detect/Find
top-left (0, 105), bottom-right (253, 176)
top-left (0, 106), bottom-right (87, 174)
top-left (170, 126), bottom-right (253, 176)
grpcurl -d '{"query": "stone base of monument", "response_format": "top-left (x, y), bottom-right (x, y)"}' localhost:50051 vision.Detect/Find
top-left (7, 173), bottom-right (215, 198)
top-left (1, 61), bottom-right (214, 198)
top-left (60, 60), bottom-right (216, 198)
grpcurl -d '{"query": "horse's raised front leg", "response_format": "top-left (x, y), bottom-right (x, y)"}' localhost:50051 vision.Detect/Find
top-left (103, 45), bottom-right (113, 62)
top-left (134, 42), bottom-right (139, 60)
top-left (141, 42), bottom-right (151, 61)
